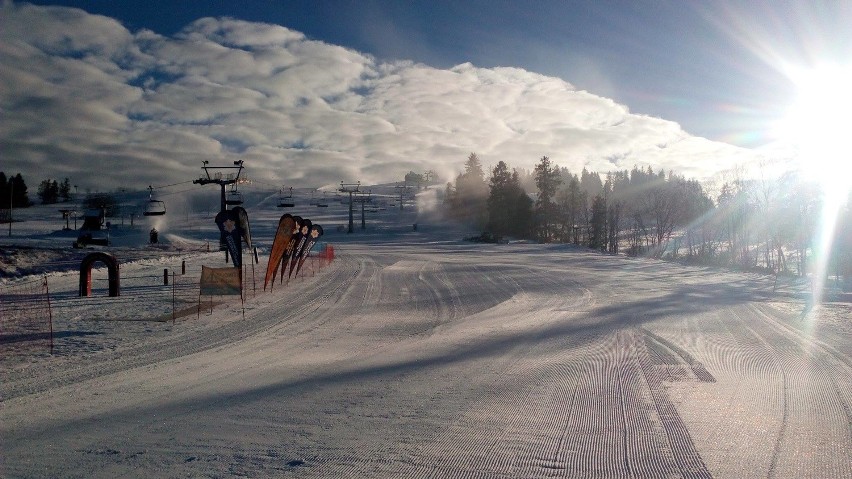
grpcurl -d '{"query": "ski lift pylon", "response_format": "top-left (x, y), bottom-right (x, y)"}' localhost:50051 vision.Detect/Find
top-left (143, 185), bottom-right (166, 216)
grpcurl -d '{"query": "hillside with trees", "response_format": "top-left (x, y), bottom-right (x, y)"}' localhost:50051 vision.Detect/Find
top-left (444, 154), bottom-right (851, 281)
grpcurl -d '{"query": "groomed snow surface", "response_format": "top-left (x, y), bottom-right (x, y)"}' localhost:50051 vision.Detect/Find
top-left (1, 199), bottom-right (851, 478)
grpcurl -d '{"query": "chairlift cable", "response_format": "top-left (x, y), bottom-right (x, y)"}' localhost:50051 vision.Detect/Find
top-left (147, 180), bottom-right (195, 190)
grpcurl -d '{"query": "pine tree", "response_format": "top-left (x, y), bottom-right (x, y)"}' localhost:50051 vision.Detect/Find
top-left (487, 161), bottom-right (514, 237)
top-left (589, 194), bottom-right (607, 250)
top-left (11, 174), bottom-right (29, 207)
top-left (0, 172), bottom-right (8, 209)
top-left (487, 162), bottom-right (529, 239)
top-left (534, 156), bottom-right (562, 241)
top-left (38, 179), bottom-right (60, 204)
top-left (450, 153), bottom-right (489, 227)
top-left (511, 188), bottom-right (534, 238)
top-left (59, 178), bottom-right (72, 202)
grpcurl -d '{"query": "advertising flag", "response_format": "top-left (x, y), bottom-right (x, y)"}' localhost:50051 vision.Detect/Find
top-left (288, 218), bottom-right (313, 279)
top-left (280, 216), bottom-right (306, 282)
top-left (232, 206), bottom-right (253, 251)
top-left (293, 224), bottom-right (324, 278)
top-left (215, 209), bottom-right (243, 267)
top-left (264, 214), bottom-right (295, 290)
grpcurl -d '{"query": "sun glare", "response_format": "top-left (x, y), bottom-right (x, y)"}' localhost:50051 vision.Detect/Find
top-left (777, 64), bottom-right (852, 193)
top-left (776, 64), bottom-right (852, 304)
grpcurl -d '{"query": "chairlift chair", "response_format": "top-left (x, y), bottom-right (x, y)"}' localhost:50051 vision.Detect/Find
top-left (143, 185), bottom-right (166, 216)
top-left (277, 187), bottom-right (295, 208)
top-left (317, 193), bottom-right (328, 207)
top-left (225, 188), bottom-right (243, 206)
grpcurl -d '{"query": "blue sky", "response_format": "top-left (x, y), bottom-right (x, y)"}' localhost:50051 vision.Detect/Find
top-left (3, 1), bottom-right (850, 190)
top-left (27, 0), bottom-right (850, 146)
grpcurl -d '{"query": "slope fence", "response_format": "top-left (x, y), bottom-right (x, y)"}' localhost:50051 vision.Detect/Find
top-left (0, 244), bottom-right (336, 356)
top-left (0, 276), bottom-right (54, 354)
top-left (168, 244), bottom-right (336, 322)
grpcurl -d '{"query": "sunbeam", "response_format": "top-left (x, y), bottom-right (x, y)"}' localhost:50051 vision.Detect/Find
top-left (774, 63), bottom-right (852, 304)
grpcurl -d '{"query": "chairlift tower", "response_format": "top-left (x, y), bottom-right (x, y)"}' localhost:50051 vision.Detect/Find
top-left (339, 181), bottom-right (361, 233)
top-left (193, 160), bottom-right (247, 254)
top-left (395, 183), bottom-right (412, 211)
top-left (353, 189), bottom-right (372, 230)
top-left (192, 160), bottom-right (246, 213)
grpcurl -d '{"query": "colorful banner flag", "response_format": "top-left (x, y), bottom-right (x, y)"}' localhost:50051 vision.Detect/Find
top-left (287, 218), bottom-right (312, 279)
top-left (280, 216), bottom-right (306, 282)
top-left (215, 209), bottom-right (243, 267)
top-left (232, 206), bottom-right (253, 251)
top-left (264, 214), bottom-right (296, 290)
top-left (294, 224), bottom-right (324, 278)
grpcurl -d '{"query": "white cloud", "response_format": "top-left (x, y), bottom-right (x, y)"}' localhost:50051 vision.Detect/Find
top-left (0, 2), bottom-right (761, 194)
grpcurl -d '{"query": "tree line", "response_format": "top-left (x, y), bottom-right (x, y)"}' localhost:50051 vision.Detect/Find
top-left (443, 154), bottom-right (851, 279)
top-left (0, 172), bottom-right (78, 208)
top-left (0, 172), bottom-right (31, 209)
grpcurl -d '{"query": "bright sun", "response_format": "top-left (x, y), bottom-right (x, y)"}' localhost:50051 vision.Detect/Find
top-left (775, 64), bottom-right (852, 304)
top-left (776, 64), bottom-right (852, 196)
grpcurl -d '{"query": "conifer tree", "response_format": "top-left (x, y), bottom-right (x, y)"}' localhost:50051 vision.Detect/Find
top-left (487, 161), bottom-right (529, 239)
top-left (449, 153), bottom-right (489, 227)
top-left (534, 156), bottom-right (562, 241)
top-left (11, 174), bottom-right (29, 207)
top-left (59, 178), bottom-right (72, 202)
top-left (0, 172), bottom-right (8, 209)
top-left (589, 194), bottom-right (607, 250)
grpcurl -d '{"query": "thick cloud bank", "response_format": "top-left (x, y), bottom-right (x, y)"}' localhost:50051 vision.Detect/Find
top-left (0, 2), bottom-right (759, 190)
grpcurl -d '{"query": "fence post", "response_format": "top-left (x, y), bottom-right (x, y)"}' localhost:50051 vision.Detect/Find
top-left (44, 275), bottom-right (54, 353)
top-left (172, 271), bottom-right (176, 324)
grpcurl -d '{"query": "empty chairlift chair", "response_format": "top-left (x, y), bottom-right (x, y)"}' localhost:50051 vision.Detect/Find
top-left (226, 188), bottom-right (243, 206)
top-left (278, 187), bottom-right (295, 208)
top-left (143, 186), bottom-right (166, 216)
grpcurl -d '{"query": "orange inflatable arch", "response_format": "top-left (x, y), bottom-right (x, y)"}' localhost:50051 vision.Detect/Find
top-left (79, 252), bottom-right (120, 297)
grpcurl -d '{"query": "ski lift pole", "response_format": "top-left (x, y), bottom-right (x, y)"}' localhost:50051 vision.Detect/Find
top-left (339, 181), bottom-right (360, 234)
top-left (192, 160), bottom-right (245, 213)
top-left (192, 160), bottom-right (246, 253)
top-left (348, 192), bottom-right (354, 233)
